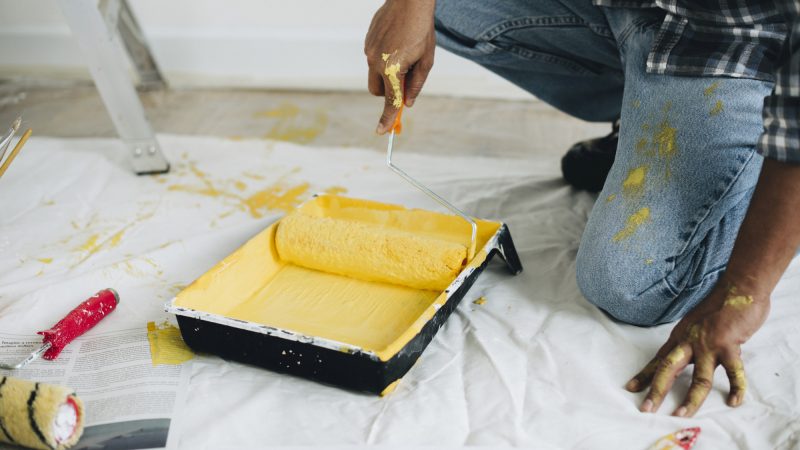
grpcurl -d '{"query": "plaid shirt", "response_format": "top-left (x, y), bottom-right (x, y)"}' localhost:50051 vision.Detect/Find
top-left (594, 0), bottom-right (800, 163)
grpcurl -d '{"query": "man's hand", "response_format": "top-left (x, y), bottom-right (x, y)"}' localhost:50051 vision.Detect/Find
top-left (625, 280), bottom-right (769, 417)
top-left (364, 0), bottom-right (436, 134)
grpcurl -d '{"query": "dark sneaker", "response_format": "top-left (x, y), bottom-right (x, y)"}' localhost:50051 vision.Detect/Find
top-left (561, 119), bottom-right (620, 192)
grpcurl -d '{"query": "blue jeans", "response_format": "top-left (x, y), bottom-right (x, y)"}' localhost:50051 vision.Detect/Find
top-left (435, 0), bottom-right (773, 326)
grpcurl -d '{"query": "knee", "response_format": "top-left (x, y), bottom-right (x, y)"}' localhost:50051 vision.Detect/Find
top-left (575, 243), bottom-right (670, 327)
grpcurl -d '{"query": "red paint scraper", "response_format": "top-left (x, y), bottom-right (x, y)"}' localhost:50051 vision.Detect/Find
top-left (0, 289), bottom-right (119, 370)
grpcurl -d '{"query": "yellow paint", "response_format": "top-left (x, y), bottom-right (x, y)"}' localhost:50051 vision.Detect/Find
top-left (665, 346), bottom-right (685, 366)
top-left (243, 172), bottom-right (266, 181)
top-left (75, 234), bottom-right (101, 256)
top-left (724, 293), bottom-right (754, 308)
top-left (645, 258), bottom-right (654, 265)
top-left (37, 258), bottom-right (53, 264)
top-left (710, 100), bottom-right (724, 116)
top-left (381, 380), bottom-right (400, 396)
top-left (255, 103), bottom-right (328, 144)
top-left (606, 194), bottom-right (617, 203)
top-left (325, 186), bottom-right (348, 196)
top-left (654, 119), bottom-right (678, 158)
top-left (244, 182), bottom-right (310, 217)
top-left (635, 138), bottom-right (648, 153)
top-left (473, 296), bottom-right (487, 305)
top-left (687, 323), bottom-right (701, 342)
top-left (632, 99), bottom-right (641, 108)
top-left (613, 207), bottom-right (650, 242)
top-left (175, 195), bottom-right (500, 361)
top-left (383, 52), bottom-right (403, 108)
top-left (146, 322), bottom-right (194, 366)
top-left (622, 165), bottom-right (648, 195)
top-left (704, 81), bottom-right (719, 97)
top-left (168, 161), bottom-right (313, 218)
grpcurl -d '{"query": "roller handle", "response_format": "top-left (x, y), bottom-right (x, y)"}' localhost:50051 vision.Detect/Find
top-left (37, 288), bottom-right (119, 360)
top-left (391, 82), bottom-right (405, 134)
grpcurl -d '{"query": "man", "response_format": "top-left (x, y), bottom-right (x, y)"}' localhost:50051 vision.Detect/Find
top-left (364, 0), bottom-right (800, 417)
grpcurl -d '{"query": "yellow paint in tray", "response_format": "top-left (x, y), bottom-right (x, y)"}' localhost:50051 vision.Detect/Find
top-left (174, 195), bottom-right (501, 361)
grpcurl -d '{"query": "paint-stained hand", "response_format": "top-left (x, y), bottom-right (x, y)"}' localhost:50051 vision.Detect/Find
top-left (364, 0), bottom-right (436, 134)
top-left (625, 280), bottom-right (770, 417)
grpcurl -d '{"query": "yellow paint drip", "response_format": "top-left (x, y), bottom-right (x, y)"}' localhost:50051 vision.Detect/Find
top-left (37, 258), bottom-right (53, 264)
top-left (622, 166), bottom-right (648, 196)
top-left (613, 207), bottom-right (650, 242)
top-left (710, 100), bottom-right (724, 116)
top-left (146, 322), bottom-right (194, 366)
top-left (473, 296), bottom-right (487, 305)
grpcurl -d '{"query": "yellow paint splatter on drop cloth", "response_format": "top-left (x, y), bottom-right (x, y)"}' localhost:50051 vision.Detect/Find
top-left (324, 186), bottom-right (348, 196)
top-left (710, 100), bottom-right (724, 116)
top-left (234, 180), bottom-right (247, 192)
top-left (622, 166), bottom-right (648, 196)
top-left (613, 207), bottom-right (650, 242)
top-left (75, 234), bottom-right (101, 256)
top-left (473, 296), bottom-right (487, 305)
top-left (255, 103), bottom-right (328, 145)
top-left (37, 258), bottom-right (53, 264)
top-left (382, 52), bottom-right (403, 109)
top-left (704, 81), bottom-right (719, 97)
top-left (146, 322), bottom-right (194, 366)
top-left (244, 183), bottom-right (310, 218)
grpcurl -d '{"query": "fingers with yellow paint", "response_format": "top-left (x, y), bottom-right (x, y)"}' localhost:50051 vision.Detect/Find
top-left (673, 354), bottom-right (715, 417)
top-left (640, 344), bottom-right (691, 413)
top-left (625, 357), bottom-right (659, 393)
top-left (722, 353), bottom-right (747, 407)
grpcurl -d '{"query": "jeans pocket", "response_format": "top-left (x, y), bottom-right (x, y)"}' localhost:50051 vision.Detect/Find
top-left (436, 19), bottom-right (607, 76)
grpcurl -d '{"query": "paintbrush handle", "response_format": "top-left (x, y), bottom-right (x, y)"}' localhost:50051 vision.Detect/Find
top-left (37, 289), bottom-right (120, 360)
top-left (0, 128), bottom-right (31, 179)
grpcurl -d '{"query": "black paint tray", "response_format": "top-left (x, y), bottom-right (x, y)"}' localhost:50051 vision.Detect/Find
top-left (166, 195), bottom-right (522, 395)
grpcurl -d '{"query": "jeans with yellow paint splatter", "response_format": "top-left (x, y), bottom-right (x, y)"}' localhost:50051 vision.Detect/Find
top-left (435, 0), bottom-right (773, 326)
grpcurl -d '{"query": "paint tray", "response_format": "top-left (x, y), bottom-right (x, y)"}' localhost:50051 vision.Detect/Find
top-left (166, 195), bottom-right (522, 395)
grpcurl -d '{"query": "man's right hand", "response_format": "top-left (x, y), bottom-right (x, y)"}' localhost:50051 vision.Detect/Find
top-left (364, 0), bottom-right (437, 134)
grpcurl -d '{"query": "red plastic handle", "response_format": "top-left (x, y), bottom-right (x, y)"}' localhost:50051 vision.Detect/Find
top-left (37, 288), bottom-right (119, 360)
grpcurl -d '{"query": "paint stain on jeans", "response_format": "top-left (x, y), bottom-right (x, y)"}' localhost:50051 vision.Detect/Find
top-left (623, 165), bottom-right (648, 196)
top-left (710, 99), bottom-right (724, 116)
top-left (704, 81), bottom-right (720, 97)
top-left (613, 207), bottom-right (651, 241)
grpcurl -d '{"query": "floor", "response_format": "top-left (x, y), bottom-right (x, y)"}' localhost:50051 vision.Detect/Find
top-left (0, 80), bottom-right (609, 161)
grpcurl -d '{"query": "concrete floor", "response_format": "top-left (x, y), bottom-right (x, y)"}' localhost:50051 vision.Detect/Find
top-left (0, 80), bottom-right (609, 160)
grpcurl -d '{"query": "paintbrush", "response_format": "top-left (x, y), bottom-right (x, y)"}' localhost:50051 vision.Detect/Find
top-left (0, 117), bottom-right (31, 180)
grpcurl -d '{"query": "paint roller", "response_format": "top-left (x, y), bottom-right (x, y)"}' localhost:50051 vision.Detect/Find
top-left (275, 102), bottom-right (477, 292)
top-left (0, 289), bottom-right (119, 449)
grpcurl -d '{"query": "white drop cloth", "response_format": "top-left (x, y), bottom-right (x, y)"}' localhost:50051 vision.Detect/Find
top-left (0, 135), bottom-right (798, 449)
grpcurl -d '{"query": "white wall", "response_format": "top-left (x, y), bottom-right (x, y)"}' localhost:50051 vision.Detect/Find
top-left (0, 0), bottom-right (530, 99)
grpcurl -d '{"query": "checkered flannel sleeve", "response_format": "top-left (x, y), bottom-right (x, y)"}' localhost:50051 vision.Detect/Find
top-left (759, 3), bottom-right (800, 163)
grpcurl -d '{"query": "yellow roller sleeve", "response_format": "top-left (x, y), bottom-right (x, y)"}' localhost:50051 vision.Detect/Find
top-left (0, 376), bottom-right (84, 450)
top-left (276, 213), bottom-right (468, 291)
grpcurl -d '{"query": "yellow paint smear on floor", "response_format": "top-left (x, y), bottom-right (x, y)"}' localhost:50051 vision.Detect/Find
top-left (325, 186), bottom-right (348, 196)
top-left (146, 322), bottom-right (194, 366)
top-left (473, 296), bottom-right (487, 305)
top-left (244, 183), bottom-right (310, 217)
top-left (255, 103), bottom-right (328, 144)
top-left (613, 207), bottom-right (650, 242)
top-left (37, 258), bottom-right (53, 264)
top-left (622, 166), bottom-right (648, 196)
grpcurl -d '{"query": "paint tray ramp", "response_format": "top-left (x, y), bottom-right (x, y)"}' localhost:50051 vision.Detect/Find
top-left (166, 195), bottom-right (522, 395)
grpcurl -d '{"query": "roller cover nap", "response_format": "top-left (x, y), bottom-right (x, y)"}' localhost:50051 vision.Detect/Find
top-left (276, 214), bottom-right (467, 291)
top-left (0, 376), bottom-right (84, 450)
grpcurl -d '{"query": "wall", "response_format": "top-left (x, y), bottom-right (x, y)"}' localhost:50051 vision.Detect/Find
top-left (0, 0), bottom-right (530, 99)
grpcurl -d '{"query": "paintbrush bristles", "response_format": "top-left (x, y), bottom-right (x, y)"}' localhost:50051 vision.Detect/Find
top-left (10, 117), bottom-right (21, 133)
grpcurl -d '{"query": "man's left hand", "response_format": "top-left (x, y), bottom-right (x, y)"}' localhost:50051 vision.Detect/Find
top-left (625, 279), bottom-right (769, 417)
